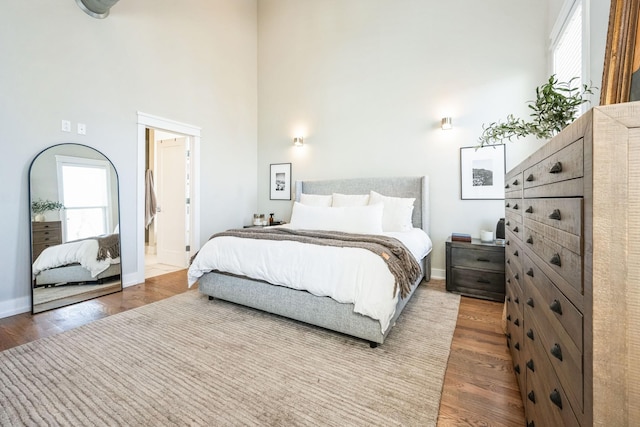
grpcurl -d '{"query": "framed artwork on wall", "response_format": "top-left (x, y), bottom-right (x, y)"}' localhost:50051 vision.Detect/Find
top-left (460, 144), bottom-right (505, 200)
top-left (270, 163), bottom-right (291, 200)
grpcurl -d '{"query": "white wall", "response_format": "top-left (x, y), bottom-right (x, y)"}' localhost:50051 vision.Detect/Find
top-left (0, 0), bottom-right (258, 317)
top-left (257, 0), bottom-right (548, 277)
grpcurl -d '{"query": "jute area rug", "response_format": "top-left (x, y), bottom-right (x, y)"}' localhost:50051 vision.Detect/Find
top-left (0, 281), bottom-right (460, 426)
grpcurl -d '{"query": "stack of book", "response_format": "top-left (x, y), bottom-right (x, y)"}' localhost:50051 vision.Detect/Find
top-left (451, 233), bottom-right (472, 242)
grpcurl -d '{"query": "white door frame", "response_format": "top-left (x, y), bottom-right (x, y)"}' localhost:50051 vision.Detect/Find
top-left (135, 112), bottom-right (201, 285)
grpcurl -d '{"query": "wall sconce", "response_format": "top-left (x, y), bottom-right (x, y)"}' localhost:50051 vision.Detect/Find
top-left (441, 117), bottom-right (453, 130)
top-left (293, 137), bottom-right (304, 147)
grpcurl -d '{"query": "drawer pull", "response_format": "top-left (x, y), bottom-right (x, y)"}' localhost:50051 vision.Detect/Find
top-left (526, 329), bottom-right (534, 340)
top-left (527, 421), bottom-right (535, 427)
top-left (550, 253), bottom-right (562, 267)
top-left (525, 206), bottom-right (533, 213)
top-left (507, 296), bottom-right (511, 302)
top-left (507, 259), bottom-right (511, 265)
top-left (550, 299), bottom-right (563, 315)
top-left (505, 202), bottom-right (510, 208)
top-left (507, 314), bottom-right (511, 321)
top-left (514, 297), bottom-right (519, 304)
top-left (526, 236), bottom-right (533, 244)
top-left (514, 342), bottom-right (520, 350)
top-left (526, 297), bottom-right (534, 307)
top-left (549, 161), bottom-right (563, 173)
top-left (505, 183), bottom-right (510, 189)
top-left (550, 343), bottom-right (563, 361)
top-left (512, 179), bottom-right (519, 185)
top-left (505, 220), bottom-right (510, 226)
top-left (506, 332), bottom-right (512, 339)
top-left (476, 278), bottom-right (491, 284)
top-left (477, 257), bottom-right (490, 262)
top-left (526, 174), bottom-right (534, 182)
top-left (513, 250), bottom-right (519, 257)
top-left (527, 390), bottom-right (536, 403)
top-left (526, 268), bottom-right (534, 277)
top-left (513, 204), bottom-right (519, 210)
top-left (548, 209), bottom-right (562, 220)
top-left (549, 389), bottom-right (563, 409)
top-left (526, 359), bottom-right (535, 372)
top-left (514, 318), bottom-right (520, 326)
top-left (513, 226), bottom-right (519, 233)
top-left (514, 364), bottom-right (520, 374)
top-left (506, 240), bottom-right (510, 246)
top-left (507, 278), bottom-right (511, 284)
top-left (514, 273), bottom-right (519, 281)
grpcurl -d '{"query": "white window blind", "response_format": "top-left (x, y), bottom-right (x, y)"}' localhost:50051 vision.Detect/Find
top-left (552, 2), bottom-right (582, 90)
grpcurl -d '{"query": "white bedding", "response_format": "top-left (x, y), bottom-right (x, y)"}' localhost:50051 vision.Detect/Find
top-left (187, 227), bottom-right (432, 333)
top-left (32, 239), bottom-right (120, 279)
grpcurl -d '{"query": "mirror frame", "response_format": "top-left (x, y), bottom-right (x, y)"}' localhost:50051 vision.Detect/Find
top-left (29, 143), bottom-right (122, 314)
top-left (601, 0), bottom-right (640, 104)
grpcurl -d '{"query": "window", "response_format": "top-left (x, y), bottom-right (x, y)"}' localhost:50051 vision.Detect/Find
top-left (56, 155), bottom-right (113, 241)
top-left (551, 0), bottom-right (583, 94)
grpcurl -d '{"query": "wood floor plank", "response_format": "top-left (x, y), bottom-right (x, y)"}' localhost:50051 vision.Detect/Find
top-left (0, 274), bottom-right (524, 425)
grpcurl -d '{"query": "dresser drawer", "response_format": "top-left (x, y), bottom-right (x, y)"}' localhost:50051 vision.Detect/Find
top-left (523, 138), bottom-right (584, 196)
top-left (524, 301), bottom-right (583, 414)
top-left (32, 221), bottom-right (62, 244)
top-left (504, 217), bottom-right (523, 243)
top-left (522, 198), bottom-right (582, 237)
top-left (505, 238), bottom-right (523, 280)
top-left (450, 247), bottom-right (505, 271)
top-left (524, 328), bottom-right (581, 427)
top-left (505, 170), bottom-right (524, 199)
top-left (450, 268), bottom-right (505, 300)
top-left (523, 228), bottom-right (582, 295)
top-left (505, 198), bottom-right (523, 221)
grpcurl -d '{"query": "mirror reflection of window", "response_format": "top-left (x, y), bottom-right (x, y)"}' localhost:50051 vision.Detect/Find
top-left (56, 155), bottom-right (113, 241)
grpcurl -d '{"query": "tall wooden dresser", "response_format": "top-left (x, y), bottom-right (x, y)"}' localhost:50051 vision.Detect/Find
top-left (503, 102), bottom-right (640, 426)
top-left (31, 221), bottom-right (62, 261)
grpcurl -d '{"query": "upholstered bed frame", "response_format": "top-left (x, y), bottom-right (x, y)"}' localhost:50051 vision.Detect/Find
top-left (197, 176), bottom-right (431, 346)
top-left (34, 263), bottom-right (121, 287)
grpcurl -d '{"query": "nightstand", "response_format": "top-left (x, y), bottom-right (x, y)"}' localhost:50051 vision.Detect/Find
top-left (445, 237), bottom-right (505, 302)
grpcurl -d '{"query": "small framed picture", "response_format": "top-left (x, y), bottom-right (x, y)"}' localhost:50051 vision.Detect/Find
top-left (460, 145), bottom-right (505, 200)
top-left (270, 163), bottom-right (291, 200)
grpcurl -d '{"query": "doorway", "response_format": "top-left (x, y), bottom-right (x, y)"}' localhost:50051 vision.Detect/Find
top-left (136, 113), bottom-right (201, 285)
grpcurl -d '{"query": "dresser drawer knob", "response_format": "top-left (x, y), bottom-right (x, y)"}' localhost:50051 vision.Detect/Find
top-left (526, 297), bottom-right (534, 307)
top-left (513, 204), bottom-right (519, 210)
top-left (526, 268), bottom-right (534, 277)
top-left (514, 342), bottom-right (520, 350)
top-left (505, 220), bottom-right (510, 226)
top-left (476, 278), bottom-right (491, 284)
top-left (527, 390), bottom-right (536, 403)
top-left (506, 332), bottom-right (512, 339)
top-left (507, 296), bottom-right (511, 302)
top-left (550, 299), bottom-right (563, 315)
top-left (526, 236), bottom-right (533, 244)
top-left (514, 297), bottom-right (519, 304)
top-left (507, 278), bottom-right (511, 284)
top-left (525, 206), bottom-right (533, 213)
top-left (550, 343), bottom-right (563, 361)
top-left (506, 240), bottom-right (510, 246)
top-left (505, 183), bottom-right (510, 189)
top-left (513, 250), bottom-right (519, 257)
top-left (548, 209), bottom-right (562, 220)
top-left (526, 359), bottom-right (535, 372)
top-left (507, 259), bottom-right (511, 265)
top-left (507, 314), bottom-right (511, 321)
top-left (527, 421), bottom-right (535, 427)
top-left (512, 179), bottom-right (519, 185)
top-left (526, 329), bottom-right (534, 340)
top-left (477, 257), bottom-right (490, 262)
top-left (514, 364), bottom-right (521, 373)
top-left (549, 389), bottom-right (563, 409)
top-left (549, 161), bottom-right (563, 174)
top-left (513, 226), bottom-right (519, 233)
top-left (526, 174), bottom-right (534, 182)
top-left (514, 273), bottom-right (519, 281)
top-left (550, 253), bottom-right (562, 267)
top-left (514, 318), bottom-right (520, 326)
top-left (506, 202), bottom-right (510, 208)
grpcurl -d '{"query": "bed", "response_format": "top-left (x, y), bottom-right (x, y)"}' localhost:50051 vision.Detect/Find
top-left (188, 176), bottom-right (431, 347)
top-left (32, 234), bottom-right (121, 287)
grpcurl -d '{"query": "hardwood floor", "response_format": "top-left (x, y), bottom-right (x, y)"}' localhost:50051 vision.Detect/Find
top-left (0, 273), bottom-right (524, 425)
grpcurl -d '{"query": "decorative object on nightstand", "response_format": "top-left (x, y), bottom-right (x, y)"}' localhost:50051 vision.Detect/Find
top-left (445, 236), bottom-right (505, 302)
top-left (451, 232), bottom-right (471, 242)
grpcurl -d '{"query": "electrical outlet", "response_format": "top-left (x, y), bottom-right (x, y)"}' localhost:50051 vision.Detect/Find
top-left (77, 123), bottom-right (86, 135)
top-left (61, 120), bottom-right (71, 132)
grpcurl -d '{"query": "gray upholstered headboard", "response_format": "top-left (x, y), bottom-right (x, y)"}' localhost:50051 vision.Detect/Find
top-left (294, 176), bottom-right (430, 235)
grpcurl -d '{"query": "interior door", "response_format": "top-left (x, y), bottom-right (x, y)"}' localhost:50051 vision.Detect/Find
top-left (156, 137), bottom-right (188, 267)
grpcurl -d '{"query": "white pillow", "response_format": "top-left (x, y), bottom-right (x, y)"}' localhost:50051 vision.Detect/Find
top-left (289, 202), bottom-right (384, 234)
top-left (332, 193), bottom-right (370, 207)
top-left (369, 191), bottom-right (415, 232)
top-left (299, 193), bottom-right (332, 207)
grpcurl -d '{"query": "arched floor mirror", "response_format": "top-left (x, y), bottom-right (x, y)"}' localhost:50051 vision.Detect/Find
top-left (29, 144), bottom-right (122, 314)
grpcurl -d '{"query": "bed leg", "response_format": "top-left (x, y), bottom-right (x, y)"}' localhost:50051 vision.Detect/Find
top-left (208, 296), bottom-right (214, 301)
top-left (369, 342), bottom-right (378, 349)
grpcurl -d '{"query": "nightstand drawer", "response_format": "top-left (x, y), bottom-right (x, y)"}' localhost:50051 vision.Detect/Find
top-left (449, 268), bottom-right (505, 300)
top-left (451, 247), bottom-right (504, 271)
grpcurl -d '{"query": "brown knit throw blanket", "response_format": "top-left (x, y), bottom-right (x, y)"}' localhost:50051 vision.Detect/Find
top-left (96, 234), bottom-right (120, 261)
top-left (209, 228), bottom-right (422, 299)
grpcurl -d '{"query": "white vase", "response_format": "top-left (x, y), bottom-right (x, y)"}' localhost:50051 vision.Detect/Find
top-left (34, 213), bottom-right (45, 222)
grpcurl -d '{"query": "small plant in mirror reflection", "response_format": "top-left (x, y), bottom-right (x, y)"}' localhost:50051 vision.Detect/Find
top-left (31, 199), bottom-right (65, 214)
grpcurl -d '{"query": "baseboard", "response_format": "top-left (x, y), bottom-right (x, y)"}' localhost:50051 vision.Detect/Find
top-left (0, 295), bottom-right (31, 319)
top-left (122, 272), bottom-right (141, 288)
top-left (430, 268), bottom-right (445, 280)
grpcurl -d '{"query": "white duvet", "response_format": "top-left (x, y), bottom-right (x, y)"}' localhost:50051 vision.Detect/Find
top-left (187, 226), bottom-right (432, 333)
top-left (32, 239), bottom-right (120, 279)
